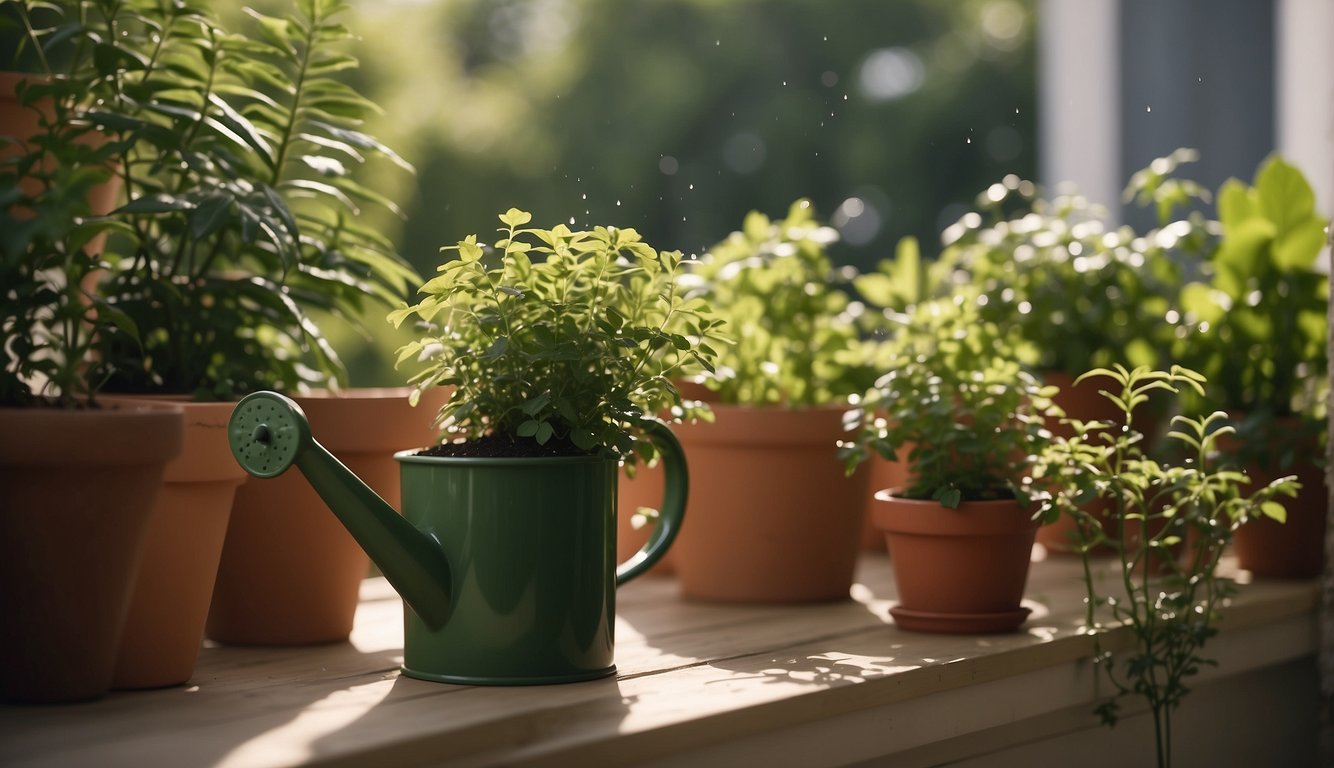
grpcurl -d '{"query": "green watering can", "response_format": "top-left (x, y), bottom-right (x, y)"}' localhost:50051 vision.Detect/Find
top-left (226, 391), bottom-right (686, 686)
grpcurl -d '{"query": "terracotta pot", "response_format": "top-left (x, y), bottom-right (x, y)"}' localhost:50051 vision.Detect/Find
top-left (1, 72), bottom-right (121, 254)
top-left (206, 387), bottom-right (448, 645)
top-left (1226, 420), bottom-right (1326, 579)
top-left (616, 460), bottom-right (676, 575)
top-left (861, 449), bottom-right (914, 551)
top-left (1036, 371), bottom-right (1153, 555)
top-left (0, 403), bottom-right (182, 703)
top-left (100, 399), bottom-right (246, 689)
top-left (670, 404), bottom-right (869, 603)
top-left (615, 382), bottom-right (717, 576)
top-left (873, 491), bottom-right (1038, 634)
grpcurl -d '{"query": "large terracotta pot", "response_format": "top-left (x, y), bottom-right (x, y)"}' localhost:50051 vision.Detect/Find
top-left (616, 460), bottom-right (675, 575)
top-left (0, 403), bottom-right (182, 703)
top-left (615, 382), bottom-right (717, 576)
top-left (206, 388), bottom-right (447, 645)
top-left (1227, 419), bottom-right (1326, 579)
top-left (670, 404), bottom-right (869, 603)
top-left (105, 399), bottom-right (246, 689)
top-left (860, 449), bottom-right (914, 551)
top-left (873, 491), bottom-right (1038, 634)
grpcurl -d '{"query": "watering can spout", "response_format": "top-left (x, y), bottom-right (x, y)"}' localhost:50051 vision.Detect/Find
top-left (228, 391), bottom-right (452, 630)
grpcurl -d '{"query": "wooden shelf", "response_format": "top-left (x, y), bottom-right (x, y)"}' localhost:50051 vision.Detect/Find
top-left (0, 554), bottom-right (1318, 768)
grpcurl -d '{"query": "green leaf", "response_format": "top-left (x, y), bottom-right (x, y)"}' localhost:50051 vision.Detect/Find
top-left (517, 419), bottom-right (540, 437)
top-left (116, 195), bottom-right (192, 214)
top-left (500, 208), bottom-right (533, 227)
top-left (481, 336), bottom-right (508, 360)
top-left (1256, 156), bottom-right (1316, 238)
top-left (1260, 501), bottom-right (1287, 523)
top-left (189, 195), bottom-right (232, 240)
top-left (934, 486), bottom-right (963, 509)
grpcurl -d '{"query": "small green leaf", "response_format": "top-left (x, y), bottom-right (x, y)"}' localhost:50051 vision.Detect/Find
top-left (499, 208), bottom-right (532, 227)
top-left (934, 486), bottom-right (963, 509)
top-left (1260, 501), bottom-right (1287, 523)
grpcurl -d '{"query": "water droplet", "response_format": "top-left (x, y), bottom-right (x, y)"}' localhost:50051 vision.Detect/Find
top-left (569, 217), bottom-right (576, 225)
top-left (616, 200), bottom-right (622, 206)
top-left (966, 137), bottom-right (972, 144)
top-left (715, 40), bottom-right (720, 46)
top-left (1146, 105), bottom-right (1152, 113)
top-left (688, 184), bottom-right (694, 190)
top-left (581, 193), bottom-right (587, 200)
top-left (823, 35), bottom-right (828, 41)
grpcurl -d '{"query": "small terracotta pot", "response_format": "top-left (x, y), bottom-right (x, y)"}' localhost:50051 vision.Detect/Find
top-left (105, 399), bottom-right (246, 689)
top-left (0, 403), bottom-right (182, 703)
top-left (670, 404), bottom-right (869, 603)
top-left (207, 388), bottom-right (448, 645)
top-left (873, 491), bottom-right (1038, 634)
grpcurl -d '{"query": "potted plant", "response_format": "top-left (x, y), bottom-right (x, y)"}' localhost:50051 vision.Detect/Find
top-left (840, 292), bottom-right (1054, 633)
top-left (942, 159), bottom-right (1194, 552)
top-left (1038, 365), bottom-right (1299, 768)
top-left (0, 33), bottom-right (183, 701)
top-left (658, 199), bottom-right (877, 603)
top-left (1172, 155), bottom-right (1328, 578)
top-left (9, 0), bottom-right (426, 674)
top-left (848, 234), bottom-right (960, 550)
top-left (309, 207), bottom-right (721, 682)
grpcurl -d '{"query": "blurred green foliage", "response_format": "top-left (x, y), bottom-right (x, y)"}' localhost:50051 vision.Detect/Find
top-left (326, 0), bottom-right (1036, 383)
top-left (95, 0), bottom-right (1037, 385)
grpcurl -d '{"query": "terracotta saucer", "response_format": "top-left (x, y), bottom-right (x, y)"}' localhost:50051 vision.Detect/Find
top-left (888, 605), bottom-right (1032, 634)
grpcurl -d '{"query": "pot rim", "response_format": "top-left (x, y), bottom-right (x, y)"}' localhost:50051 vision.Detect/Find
top-left (395, 448), bottom-right (613, 467)
top-left (871, 487), bottom-right (1040, 537)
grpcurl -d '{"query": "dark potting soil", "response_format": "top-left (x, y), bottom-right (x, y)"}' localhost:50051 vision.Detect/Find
top-left (414, 433), bottom-right (594, 459)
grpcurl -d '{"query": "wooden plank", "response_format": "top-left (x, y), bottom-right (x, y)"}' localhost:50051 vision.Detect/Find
top-left (0, 556), bottom-right (1317, 768)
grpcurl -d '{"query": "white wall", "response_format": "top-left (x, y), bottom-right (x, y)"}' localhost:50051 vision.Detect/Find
top-left (1037, 0), bottom-right (1121, 218)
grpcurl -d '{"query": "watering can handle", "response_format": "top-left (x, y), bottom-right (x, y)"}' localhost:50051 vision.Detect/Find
top-left (616, 419), bottom-right (687, 585)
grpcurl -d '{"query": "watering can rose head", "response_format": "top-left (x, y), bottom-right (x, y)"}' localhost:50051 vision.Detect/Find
top-left (389, 208), bottom-right (727, 464)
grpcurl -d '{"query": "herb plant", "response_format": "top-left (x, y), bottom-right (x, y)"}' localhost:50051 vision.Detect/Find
top-left (0, 73), bottom-right (128, 407)
top-left (390, 208), bottom-right (725, 463)
top-left (1037, 365), bottom-right (1298, 768)
top-left (688, 199), bottom-right (874, 407)
top-left (8, 0), bottom-right (417, 401)
top-left (942, 174), bottom-right (1180, 375)
top-left (1172, 155), bottom-right (1328, 465)
top-left (839, 292), bottom-right (1055, 508)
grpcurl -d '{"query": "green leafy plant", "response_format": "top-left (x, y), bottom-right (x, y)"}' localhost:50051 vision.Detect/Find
top-left (941, 173), bottom-right (1181, 376)
top-left (839, 292), bottom-right (1055, 508)
top-left (390, 208), bottom-right (725, 462)
top-left (1172, 155), bottom-right (1328, 466)
top-left (0, 72), bottom-right (127, 408)
top-left (8, 0), bottom-right (417, 401)
top-left (687, 198), bottom-right (874, 407)
top-left (1037, 365), bottom-right (1299, 768)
